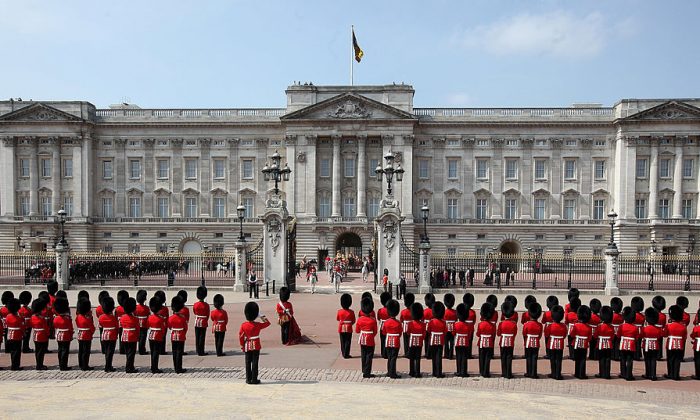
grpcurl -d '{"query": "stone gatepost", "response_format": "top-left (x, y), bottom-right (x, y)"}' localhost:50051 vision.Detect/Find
top-left (55, 242), bottom-right (69, 290)
top-left (418, 241), bottom-right (432, 294)
top-left (233, 240), bottom-right (248, 292)
top-left (376, 199), bottom-right (404, 288)
top-left (261, 195), bottom-right (290, 289)
top-left (604, 243), bottom-right (620, 295)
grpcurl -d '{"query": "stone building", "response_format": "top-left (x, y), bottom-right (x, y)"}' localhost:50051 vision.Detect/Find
top-left (1, 84), bottom-right (699, 260)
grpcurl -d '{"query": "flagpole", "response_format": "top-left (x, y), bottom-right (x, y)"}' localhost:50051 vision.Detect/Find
top-left (350, 25), bottom-right (354, 86)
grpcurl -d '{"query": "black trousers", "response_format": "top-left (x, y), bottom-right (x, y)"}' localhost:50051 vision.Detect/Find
top-left (78, 340), bottom-right (92, 370)
top-left (7, 340), bottom-right (22, 370)
top-left (281, 322), bottom-right (290, 345)
top-left (22, 327), bottom-right (33, 353)
top-left (118, 329), bottom-right (124, 354)
top-left (103, 340), bottom-right (116, 371)
top-left (573, 348), bottom-right (587, 379)
top-left (3, 328), bottom-right (7, 353)
top-left (455, 346), bottom-right (468, 376)
top-left (598, 349), bottom-right (611, 378)
top-left (549, 349), bottom-right (563, 379)
top-left (386, 347), bottom-right (399, 377)
top-left (172, 340), bottom-right (185, 373)
top-left (643, 349), bottom-right (658, 379)
top-left (468, 334), bottom-right (474, 359)
top-left (248, 284), bottom-right (258, 299)
top-left (431, 345), bottom-right (444, 377)
top-left (123, 342), bottom-right (136, 372)
top-left (35, 341), bottom-right (48, 369)
top-left (380, 333), bottom-right (387, 359)
top-left (245, 350), bottom-right (260, 383)
top-left (589, 338), bottom-right (598, 360)
top-left (445, 332), bottom-right (455, 359)
top-left (57, 341), bottom-right (71, 370)
top-left (501, 346), bottom-right (514, 378)
top-left (215, 331), bottom-right (226, 356)
top-left (408, 346), bottom-right (422, 376)
top-left (694, 350), bottom-right (700, 379)
top-left (634, 338), bottom-right (643, 361)
top-left (149, 340), bottom-right (161, 372)
top-left (666, 349), bottom-right (683, 380)
top-left (612, 336), bottom-right (621, 361)
top-left (525, 347), bottom-right (539, 377)
top-left (339, 333), bottom-right (352, 358)
top-left (138, 329), bottom-right (148, 355)
top-left (360, 345), bottom-right (374, 377)
top-left (424, 335), bottom-right (431, 359)
top-left (195, 327), bottom-right (207, 356)
top-left (619, 350), bottom-right (634, 380)
top-left (160, 338), bottom-right (167, 355)
top-left (402, 333), bottom-right (409, 358)
top-left (478, 347), bottom-right (493, 377)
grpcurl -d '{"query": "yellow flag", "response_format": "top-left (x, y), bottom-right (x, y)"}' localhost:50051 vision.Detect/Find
top-left (352, 29), bottom-right (364, 63)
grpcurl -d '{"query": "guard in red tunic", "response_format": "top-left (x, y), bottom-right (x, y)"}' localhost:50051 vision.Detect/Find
top-left (595, 306), bottom-right (615, 379)
top-left (610, 297), bottom-right (624, 361)
top-left (147, 297), bottom-right (166, 373)
top-left (53, 297), bottom-right (73, 371)
top-left (115, 290), bottom-right (129, 355)
top-left (382, 299), bottom-right (403, 379)
top-left (18, 291), bottom-right (33, 354)
top-left (641, 307), bottom-right (663, 381)
top-left (177, 290), bottom-right (190, 322)
top-left (545, 305), bottom-right (567, 380)
top-left (463, 293), bottom-right (476, 359)
top-left (1, 291), bottom-right (14, 354)
top-left (571, 305), bottom-right (593, 379)
top-left (497, 301), bottom-right (517, 379)
top-left (46, 281), bottom-right (58, 340)
top-left (652, 296), bottom-right (667, 361)
top-left (518, 295), bottom-right (535, 323)
top-left (665, 304), bottom-right (687, 380)
top-left (691, 308), bottom-right (700, 380)
top-left (5, 298), bottom-right (24, 370)
top-left (277, 287), bottom-right (294, 345)
top-left (427, 301), bottom-right (447, 378)
top-left (30, 298), bottom-right (49, 370)
top-left (356, 297), bottom-right (378, 378)
top-left (239, 301), bottom-right (271, 384)
top-left (135, 290), bottom-right (150, 356)
top-left (631, 297), bottom-right (646, 361)
top-left (155, 290), bottom-right (169, 355)
top-left (617, 306), bottom-right (639, 381)
top-left (565, 297), bottom-right (581, 360)
top-left (193, 286), bottom-right (210, 356)
top-left (542, 295), bottom-right (558, 360)
top-left (588, 299), bottom-right (602, 361)
top-left (443, 294), bottom-right (457, 360)
top-left (337, 293), bottom-right (355, 359)
top-left (98, 296), bottom-right (118, 372)
top-left (120, 297), bottom-right (140, 373)
top-left (564, 288), bottom-right (580, 315)
top-left (423, 293), bottom-right (435, 359)
top-left (486, 295), bottom-right (499, 325)
top-left (210, 294), bottom-right (228, 357)
top-left (96, 291), bottom-right (109, 354)
top-left (476, 302), bottom-right (496, 377)
top-left (400, 293), bottom-right (415, 358)
top-left (76, 298), bottom-right (96, 370)
top-left (407, 302), bottom-right (425, 377)
top-left (523, 302), bottom-right (543, 379)
top-left (454, 303), bottom-right (472, 377)
top-left (169, 296), bottom-right (188, 374)
top-left (358, 292), bottom-right (376, 319)
top-left (377, 292), bottom-right (391, 359)
top-left (676, 296), bottom-right (691, 327)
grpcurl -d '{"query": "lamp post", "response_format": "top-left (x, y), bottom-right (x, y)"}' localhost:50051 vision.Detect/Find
top-left (420, 204), bottom-right (430, 244)
top-left (237, 204), bottom-right (246, 242)
top-left (566, 252), bottom-right (573, 289)
top-left (607, 210), bottom-right (617, 246)
top-left (685, 236), bottom-right (695, 292)
top-left (648, 239), bottom-right (657, 291)
top-left (57, 209), bottom-right (67, 246)
top-left (261, 150), bottom-right (291, 196)
top-left (375, 151), bottom-right (404, 197)
top-left (201, 244), bottom-right (209, 286)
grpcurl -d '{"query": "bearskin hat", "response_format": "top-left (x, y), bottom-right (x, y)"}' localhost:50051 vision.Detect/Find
top-left (98, 290), bottom-right (110, 306)
top-left (456, 303), bottom-right (468, 322)
top-left (77, 298), bottom-right (91, 316)
top-left (171, 296), bottom-right (184, 313)
top-left (432, 301), bottom-right (446, 320)
top-left (411, 302), bottom-right (424, 322)
top-left (123, 297), bottom-right (137, 314)
top-left (380, 291), bottom-right (391, 307)
top-left (480, 302), bottom-right (494, 320)
top-left (387, 299), bottom-right (400, 318)
top-left (361, 297), bottom-right (375, 315)
top-left (1, 290), bottom-right (14, 305)
top-left (444, 293), bottom-right (456, 309)
top-left (31, 298), bottom-right (47, 315)
top-left (462, 293), bottom-right (475, 310)
top-left (610, 297), bottom-right (623, 314)
top-left (505, 295), bottom-right (518, 309)
top-left (569, 297), bottom-right (581, 313)
top-left (340, 293), bottom-right (352, 310)
top-left (18, 291), bottom-right (32, 306)
top-left (77, 290), bottom-right (89, 302)
top-left (404, 292), bottom-right (415, 308)
top-left (56, 290), bottom-right (67, 300)
top-left (501, 301), bottom-right (515, 319)
top-left (645, 307), bottom-right (659, 326)
top-left (568, 288), bottom-right (580, 302)
top-left (116, 290), bottom-right (129, 306)
top-left (213, 294), bottom-right (224, 310)
top-left (53, 297), bottom-right (69, 314)
top-left (600, 305), bottom-right (613, 324)
top-left (361, 291), bottom-right (372, 301)
top-left (631, 296), bottom-right (644, 313)
top-left (668, 304), bottom-right (683, 322)
top-left (486, 294), bottom-right (498, 309)
top-left (589, 298), bottom-right (602, 315)
top-left (546, 295), bottom-right (559, 310)
top-left (101, 296), bottom-right (115, 314)
top-left (551, 305), bottom-right (564, 323)
top-left (652, 296), bottom-right (666, 312)
top-left (244, 301), bottom-right (259, 321)
top-left (196, 286), bottom-right (208, 301)
top-left (279, 287), bottom-right (291, 303)
top-left (154, 290), bottom-right (166, 305)
top-left (424, 293), bottom-right (436, 309)
top-left (136, 289), bottom-right (148, 304)
top-left (46, 280), bottom-right (58, 295)
top-left (38, 291), bottom-right (49, 302)
top-left (149, 296), bottom-right (163, 314)
top-left (622, 306), bottom-right (636, 324)
top-left (676, 296), bottom-right (689, 309)
top-left (524, 295), bottom-right (538, 311)
top-left (577, 304), bottom-right (591, 324)
top-left (177, 290), bottom-right (188, 303)
top-left (529, 302), bottom-right (543, 321)
top-left (6, 297), bottom-right (20, 314)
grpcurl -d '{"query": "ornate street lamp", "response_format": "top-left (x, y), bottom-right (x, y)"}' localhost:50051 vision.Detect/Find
top-left (261, 150), bottom-right (291, 196)
top-left (237, 204), bottom-right (246, 242)
top-left (420, 204), bottom-right (430, 244)
top-left (57, 209), bottom-right (67, 246)
top-left (607, 210), bottom-right (618, 246)
top-left (375, 151), bottom-right (404, 196)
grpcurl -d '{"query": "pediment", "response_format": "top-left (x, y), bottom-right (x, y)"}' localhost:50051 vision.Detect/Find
top-left (0, 103), bottom-right (84, 122)
top-left (182, 188), bottom-right (199, 195)
top-left (562, 188), bottom-right (580, 196)
top-left (98, 188), bottom-right (115, 195)
top-left (592, 188), bottom-right (609, 196)
top-left (620, 101), bottom-right (700, 123)
top-left (473, 188), bottom-right (490, 196)
top-left (444, 188), bottom-right (463, 196)
top-left (153, 187), bottom-right (171, 195)
top-left (281, 93), bottom-right (416, 121)
top-left (659, 187), bottom-right (675, 194)
top-left (239, 188), bottom-right (257, 195)
top-left (126, 187), bottom-right (144, 195)
top-left (503, 188), bottom-right (520, 196)
top-left (532, 188), bottom-right (550, 196)
top-left (210, 187), bottom-right (228, 195)
top-left (414, 188), bottom-right (433, 196)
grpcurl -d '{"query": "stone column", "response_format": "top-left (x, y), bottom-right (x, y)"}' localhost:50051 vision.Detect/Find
top-left (491, 138), bottom-right (504, 218)
top-left (520, 138), bottom-right (534, 218)
top-left (672, 142), bottom-right (684, 218)
top-left (143, 139), bottom-right (155, 216)
top-left (305, 135), bottom-right (317, 217)
top-left (1, 137), bottom-right (16, 217)
top-left (115, 138), bottom-right (127, 216)
top-left (82, 133), bottom-right (93, 218)
top-left (331, 135), bottom-right (341, 217)
top-left (418, 241), bottom-right (432, 294)
top-left (55, 242), bottom-right (69, 290)
top-left (171, 139), bottom-right (183, 216)
top-left (648, 141), bottom-right (659, 219)
top-left (356, 135), bottom-right (367, 217)
top-left (262, 195), bottom-right (291, 289)
top-left (227, 138), bottom-right (240, 216)
top-left (29, 138), bottom-right (38, 215)
top-left (233, 239), bottom-right (249, 292)
top-left (604, 242), bottom-right (620, 295)
top-left (285, 135), bottom-right (297, 214)
top-left (51, 138), bottom-right (62, 214)
top-left (72, 139), bottom-right (83, 217)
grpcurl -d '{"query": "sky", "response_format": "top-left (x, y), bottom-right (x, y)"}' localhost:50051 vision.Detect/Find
top-left (1, 0), bottom-right (699, 109)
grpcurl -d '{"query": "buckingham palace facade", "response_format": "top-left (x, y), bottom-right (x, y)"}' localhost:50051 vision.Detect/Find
top-left (1, 83), bottom-right (700, 259)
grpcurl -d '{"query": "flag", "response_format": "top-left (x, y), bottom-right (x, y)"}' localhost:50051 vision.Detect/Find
top-left (352, 29), bottom-right (364, 63)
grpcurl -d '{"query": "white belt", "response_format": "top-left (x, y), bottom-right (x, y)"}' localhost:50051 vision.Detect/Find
top-left (216, 320), bottom-right (226, 323)
top-left (410, 333), bottom-right (422, 338)
top-left (246, 335), bottom-right (259, 340)
top-left (77, 328), bottom-right (92, 331)
top-left (7, 327), bottom-right (22, 331)
top-left (136, 316), bottom-right (148, 319)
top-left (149, 328), bottom-right (162, 331)
top-left (172, 328), bottom-right (184, 331)
top-left (360, 330), bottom-right (372, 335)
top-left (342, 320), bottom-right (353, 323)
top-left (56, 328), bottom-right (70, 332)
top-left (465, 320), bottom-right (474, 324)
top-left (573, 335), bottom-right (587, 349)
top-left (385, 333), bottom-right (400, 346)
top-left (123, 328), bottom-right (136, 331)
top-left (103, 327), bottom-right (116, 331)
top-left (195, 315), bottom-right (208, 318)
top-left (456, 333), bottom-right (469, 338)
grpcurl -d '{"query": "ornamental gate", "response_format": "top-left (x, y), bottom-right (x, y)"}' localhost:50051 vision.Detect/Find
top-left (286, 219), bottom-right (297, 291)
top-left (400, 235), bottom-right (419, 286)
top-left (245, 238), bottom-right (264, 283)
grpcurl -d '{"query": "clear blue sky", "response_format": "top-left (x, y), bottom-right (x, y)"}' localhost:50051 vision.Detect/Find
top-left (2, 0), bottom-right (699, 108)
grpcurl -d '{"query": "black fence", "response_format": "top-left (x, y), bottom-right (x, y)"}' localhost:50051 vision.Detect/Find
top-left (0, 252), bottom-right (55, 285)
top-left (618, 256), bottom-right (698, 291)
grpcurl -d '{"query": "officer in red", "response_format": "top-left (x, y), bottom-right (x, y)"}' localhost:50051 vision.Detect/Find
top-left (115, 290), bottom-right (129, 355)
top-left (358, 292), bottom-right (376, 319)
top-left (423, 293), bottom-right (435, 359)
top-left (641, 307), bottom-right (663, 381)
top-left (210, 294), bottom-right (228, 357)
top-left (46, 281), bottom-right (58, 340)
top-left (476, 302), bottom-right (496, 378)
top-left (336, 293), bottom-right (355, 359)
top-left (617, 306), bottom-right (639, 381)
top-left (443, 294), bottom-right (457, 360)
top-left (147, 297), bottom-right (166, 373)
top-left (407, 302), bottom-right (425, 377)
top-left (5, 297), bottom-right (24, 370)
top-left (18, 291), bottom-right (33, 354)
top-left (588, 299), bottom-right (602, 361)
top-left (53, 297), bottom-right (73, 371)
top-left (595, 306), bottom-right (615, 379)
top-left (120, 297), bottom-right (140, 373)
top-left (571, 305), bottom-right (593, 379)
top-left (497, 301), bottom-right (517, 379)
top-left (1, 291), bottom-right (14, 354)
top-left (98, 297), bottom-right (118, 372)
top-left (76, 298), bottom-right (96, 371)
top-left (523, 302), bottom-right (543, 379)
top-left (565, 297), bottom-right (581, 360)
top-left (610, 297), bottom-right (624, 361)
top-left (382, 299), bottom-right (403, 379)
top-left (665, 304), bottom-right (687, 380)
top-left (565, 288), bottom-right (580, 314)
top-left (277, 287), bottom-right (294, 345)
top-left (545, 305), bottom-right (567, 380)
top-left (355, 297), bottom-right (378, 378)
top-left (652, 296), bottom-right (667, 361)
top-left (691, 308), bottom-right (700, 380)
top-left (377, 292), bottom-right (391, 359)
top-left (177, 290), bottom-right (190, 323)
top-left (169, 296), bottom-right (188, 374)
top-left (135, 290), bottom-right (150, 356)
top-left (154, 290), bottom-right (169, 355)
top-left (486, 295), bottom-right (499, 324)
top-left (427, 301), bottom-right (447, 378)
top-left (676, 296), bottom-right (691, 327)
top-left (518, 295), bottom-right (534, 323)
top-left (454, 303), bottom-right (472, 377)
top-left (463, 293), bottom-right (477, 359)
top-left (631, 297), bottom-right (646, 361)
top-left (30, 298), bottom-right (49, 370)
top-left (239, 301), bottom-right (271, 384)
top-left (193, 286), bottom-right (210, 356)
top-left (399, 293), bottom-right (415, 358)
top-left (542, 295), bottom-right (558, 360)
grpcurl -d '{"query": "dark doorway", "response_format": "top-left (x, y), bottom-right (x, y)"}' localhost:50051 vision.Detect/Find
top-left (499, 240), bottom-right (521, 273)
top-left (318, 249), bottom-right (329, 271)
top-left (335, 232), bottom-right (363, 271)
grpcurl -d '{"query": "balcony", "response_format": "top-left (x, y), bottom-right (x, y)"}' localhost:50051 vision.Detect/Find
top-left (95, 108), bottom-right (286, 121)
top-left (413, 107), bottom-right (613, 121)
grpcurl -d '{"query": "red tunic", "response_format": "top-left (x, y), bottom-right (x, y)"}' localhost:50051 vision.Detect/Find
top-left (594, 323), bottom-right (615, 350)
top-left (120, 314), bottom-right (140, 342)
top-left (694, 312), bottom-right (699, 326)
top-left (180, 306), bottom-right (191, 323)
top-left (454, 321), bottom-right (472, 347)
top-left (617, 323), bottom-right (639, 352)
top-left (541, 311), bottom-right (553, 326)
top-left (76, 314), bottom-right (96, 341)
top-left (96, 305), bottom-right (105, 318)
top-left (666, 321), bottom-right (687, 350)
top-left (18, 305), bottom-right (32, 329)
top-left (359, 310), bottom-right (376, 320)
top-left (30, 314), bottom-right (49, 342)
top-left (193, 301), bottom-right (211, 328)
top-left (497, 319), bottom-right (518, 347)
top-left (690, 325), bottom-right (700, 351)
top-left (520, 311), bottom-right (531, 324)
top-left (476, 320), bottom-right (496, 348)
top-left (426, 318), bottom-right (447, 346)
top-left (564, 302), bottom-right (571, 314)
top-left (53, 313), bottom-right (74, 342)
top-left (336, 308), bottom-right (356, 333)
top-left (444, 308), bottom-right (457, 333)
top-left (98, 314), bottom-right (118, 341)
top-left (158, 306), bottom-right (169, 319)
top-left (377, 307), bottom-right (390, 332)
top-left (641, 324), bottom-right (664, 351)
top-left (423, 308), bottom-right (433, 325)
top-left (210, 309), bottom-right (228, 333)
top-left (381, 318), bottom-right (403, 348)
top-left (570, 322), bottom-right (593, 350)
top-left (277, 301), bottom-right (294, 322)
top-left (588, 313), bottom-right (601, 336)
top-left (657, 312), bottom-right (667, 327)
top-left (0, 306), bottom-right (9, 330)
top-left (355, 315), bottom-right (378, 346)
top-left (634, 312), bottom-right (646, 335)
top-left (147, 313), bottom-right (167, 341)
top-left (115, 306), bottom-right (125, 327)
top-left (489, 310), bottom-right (499, 325)
top-left (544, 322), bottom-right (568, 350)
top-left (168, 313), bottom-right (188, 342)
top-left (399, 307), bottom-right (413, 334)
top-left (466, 309), bottom-right (476, 329)
top-left (407, 320), bottom-right (425, 347)
top-left (134, 304), bottom-right (150, 329)
top-left (5, 313), bottom-right (25, 341)
top-left (681, 311), bottom-right (691, 327)
top-left (612, 312), bottom-right (624, 335)
top-left (522, 320), bottom-right (543, 348)
top-left (238, 319), bottom-right (271, 351)
top-left (565, 312), bottom-right (578, 336)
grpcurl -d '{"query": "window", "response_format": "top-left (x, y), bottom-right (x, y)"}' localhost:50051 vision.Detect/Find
top-left (184, 197), bottom-right (198, 218)
top-left (476, 159), bottom-right (488, 179)
top-left (344, 158), bottom-right (355, 178)
top-left (475, 199), bottom-right (487, 220)
top-left (658, 199), bottom-right (670, 219)
top-left (447, 247), bottom-right (457, 256)
top-left (448, 234), bottom-right (457, 239)
top-left (129, 197), bottom-right (141, 217)
top-left (40, 195), bottom-right (52, 216)
top-left (367, 196), bottom-right (380, 218)
top-left (130, 232), bottom-right (139, 238)
top-left (129, 160), bottom-right (141, 179)
top-left (594, 235), bottom-right (603, 241)
top-left (563, 199), bottom-right (576, 220)
top-left (476, 247), bottom-right (486, 256)
top-left (103, 160), bottom-right (113, 179)
top-left (635, 199), bottom-right (647, 219)
top-left (319, 159), bottom-right (330, 177)
top-left (157, 159), bottom-right (169, 179)
top-left (534, 160), bottom-right (546, 179)
top-left (103, 245), bottom-right (113, 253)
top-left (447, 159), bottom-right (458, 179)
top-left (19, 196), bottom-right (29, 216)
top-left (157, 197), bottom-right (169, 218)
top-left (683, 159), bottom-right (694, 178)
top-left (505, 199), bottom-right (517, 220)
top-left (213, 159), bottom-right (225, 179)
top-left (63, 158), bottom-right (73, 178)
top-left (242, 197), bottom-right (254, 218)
top-left (564, 160), bottom-right (576, 179)
top-left (41, 158), bottom-right (51, 177)
top-left (534, 198), bottom-right (546, 220)
top-left (566, 139), bottom-right (577, 146)
top-left (342, 196), bottom-right (356, 217)
top-left (447, 198), bottom-right (459, 219)
top-left (213, 197), bottom-right (225, 218)
top-left (103, 232), bottom-right (112, 238)
top-left (128, 244), bottom-right (140, 253)
top-left (242, 160), bottom-right (253, 179)
top-left (636, 158), bottom-right (647, 178)
top-left (318, 194), bottom-right (330, 218)
top-left (158, 232), bottom-right (167, 238)
top-left (659, 159), bottom-right (671, 178)
top-left (564, 235), bottom-right (574, 241)
top-left (505, 159), bottom-right (517, 180)
top-left (185, 159), bottom-right (197, 179)
top-left (63, 195), bottom-right (73, 216)
top-left (477, 234), bottom-right (486, 240)
top-left (369, 159), bottom-right (379, 178)
top-left (19, 159), bottom-right (29, 177)
top-left (683, 199), bottom-right (693, 219)
top-left (418, 159), bottom-right (429, 179)
top-left (102, 198), bottom-right (113, 218)
top-left (593, 199), bottom-right (605, 220)
top-left (594, 160), bottom-right (605, 180)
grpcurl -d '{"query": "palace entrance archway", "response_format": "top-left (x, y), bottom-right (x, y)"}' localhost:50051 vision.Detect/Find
top-left (335, 231), bottom-right (363, 271)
